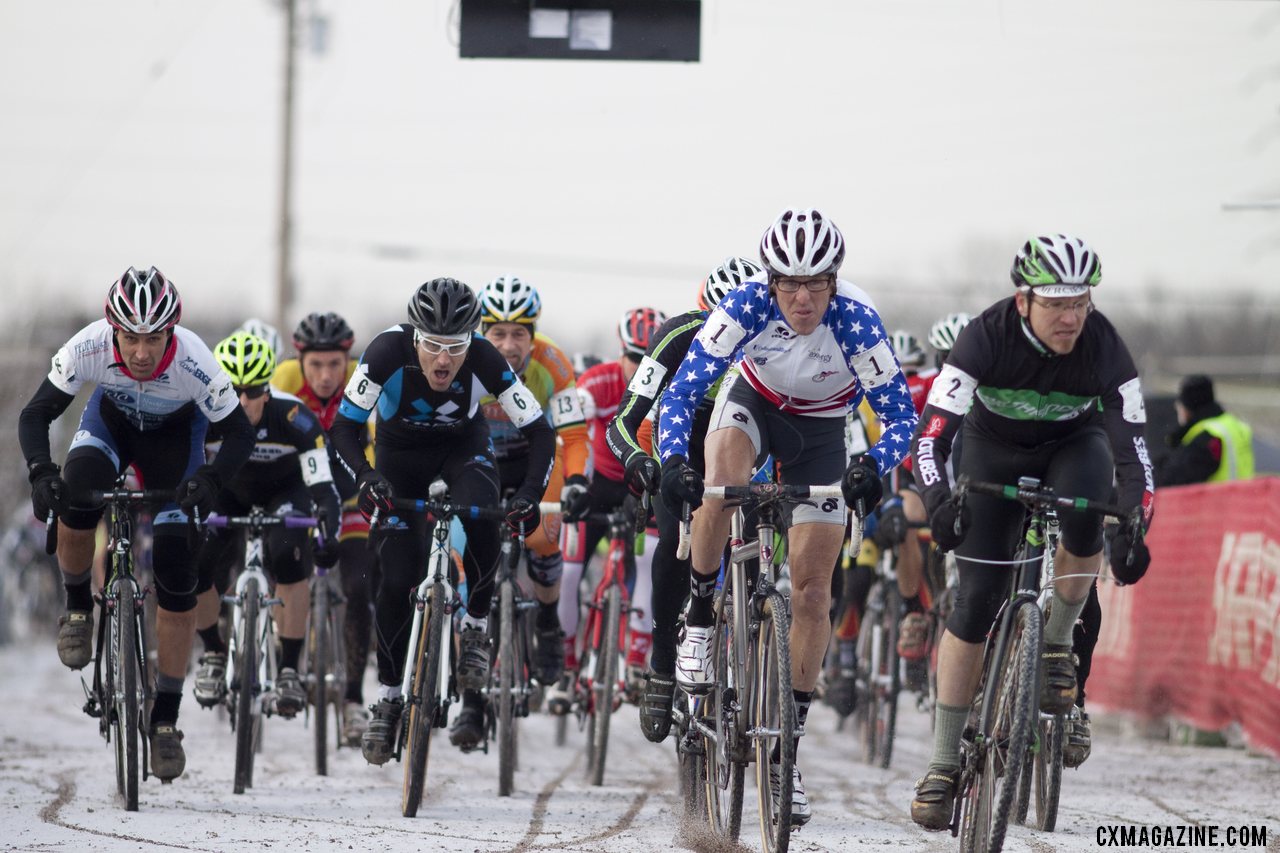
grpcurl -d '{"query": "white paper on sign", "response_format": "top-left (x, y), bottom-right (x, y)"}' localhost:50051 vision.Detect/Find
top-left (529, 8), bottom-right (570, 38)
top-left (570, 10), bottom-right (612, 50)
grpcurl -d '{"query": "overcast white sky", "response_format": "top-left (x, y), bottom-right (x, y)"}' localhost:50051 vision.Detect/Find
top-left (2, 0), bottom-right (1277, 353)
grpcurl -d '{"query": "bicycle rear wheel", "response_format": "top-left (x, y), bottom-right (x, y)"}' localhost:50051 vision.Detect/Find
top-left (113, 584), bottom-right (141, 811)
top-left (675, 690), bottom-right (708, 819)
top-left (960, 601), bottom-right (1041, 853)
top-left (497, 581), bottom-right (517, 796)
top-left (587, 584), bottom-right (621, 786)
top-left (401, 585), bottom-right (443, 817)
top-left (310, 579), bottom-right (331, 776)
top-left (704, 597), bottom-right (744, 840)
top-left (853, 583), bottom-right (881, 764)
top-left (1033, 713), bottom-right (1064, 831)
top-left (233, 577), bottom-right (260, 795)
top-left (754, 591), bottom-right (796, 853)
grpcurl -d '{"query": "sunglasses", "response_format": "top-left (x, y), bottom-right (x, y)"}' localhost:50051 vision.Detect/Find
top-left (414, 331), bottom-right (472, 356)
top-left (236, 384), bottom-right (269, 400)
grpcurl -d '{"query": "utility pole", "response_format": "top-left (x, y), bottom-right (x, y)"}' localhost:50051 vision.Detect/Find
top-left (275, 0), bottom-right (298, 333)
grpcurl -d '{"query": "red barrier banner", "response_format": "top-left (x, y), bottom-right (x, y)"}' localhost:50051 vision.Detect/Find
top-left (1091, 477), bottom-right (1280, 759)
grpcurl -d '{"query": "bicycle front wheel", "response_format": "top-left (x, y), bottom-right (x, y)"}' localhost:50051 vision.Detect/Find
top-left (704, 597), bottom-right (744, 840)
top-left (1033, 713), bottom-right (1064, 831)
top-left (497, 581), bottom-right (518, 796)
top-left (113, 584), bottom-right (142, 810)
top-left (587, 584), bottom-right (621, 786)
top-left (753, 590), bottom-right (796, 853)
top-left (960, 601), bottom-right (1042, 853)
top-left (310, 579), bottom-right (331, 776)
top-left (401, 584), bottom-right (444, 817)
top-left (233, 577), bottom-right (260, 795)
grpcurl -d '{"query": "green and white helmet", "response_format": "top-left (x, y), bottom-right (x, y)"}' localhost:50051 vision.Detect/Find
top-left (928, 312), bottom-right (972, 353)
top-left (1010, 234), bottom-right (1101, 297)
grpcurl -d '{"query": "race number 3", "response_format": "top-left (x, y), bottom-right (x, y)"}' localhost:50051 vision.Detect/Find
top-left (626, 356), bottom-right (668, 399)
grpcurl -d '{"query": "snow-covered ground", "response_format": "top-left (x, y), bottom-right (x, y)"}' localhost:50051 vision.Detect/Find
top-left (2, 642), bottom-right (1276, 852)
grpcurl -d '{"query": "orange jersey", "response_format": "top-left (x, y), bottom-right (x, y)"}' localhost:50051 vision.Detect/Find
top-left (479, 333), bottom-right (589, 479)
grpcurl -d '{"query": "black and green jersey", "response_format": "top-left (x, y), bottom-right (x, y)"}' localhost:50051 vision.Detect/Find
top-left (606, 309), bottom-right (723, 471)
top-left (911, 296), bottom-right (1154, 524)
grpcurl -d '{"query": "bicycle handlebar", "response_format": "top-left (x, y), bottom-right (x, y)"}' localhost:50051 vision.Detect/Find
top-left (954, 476), bottom-right (1130, 522)
top-left (375, 497), bottom-right (560, 523)
top-left (675, 484), bottom-right (845, 560)
top-left (45, 488), bottom-right (180, 555)
top-left (205, 513), bottom-right (318, 529)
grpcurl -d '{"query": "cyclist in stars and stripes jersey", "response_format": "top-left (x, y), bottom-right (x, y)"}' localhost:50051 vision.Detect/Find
top-left (657, 208), bottom-right (918, 827)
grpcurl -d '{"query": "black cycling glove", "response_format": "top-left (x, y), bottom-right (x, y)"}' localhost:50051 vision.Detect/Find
top-left (1108, 523), bottom-right (1150, 585)
top-left (356, 469), bottom-right (394, 521)
top-left (659, 455), bottom-right (703, 515)
top-left (842, 454), bottom-right (883, 514)
top-left (929, 497), bottom-right (971, 552)
top-left (28, 462), bottom-right (66, 521)
top-left (506, 496), bottom-right (541, 533)
top-left (179, 465), bottom-right (222, 516)
top-left (623, 455), bottom-right (659, 498)
top-left (560, 474), bottom-right (591, 523)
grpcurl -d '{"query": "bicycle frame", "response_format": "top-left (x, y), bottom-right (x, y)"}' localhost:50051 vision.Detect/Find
top-left (684, 483), bottom-right (842, 852)
top-left (951, 474), bottom-right (1131, 847)
top-left (399, 508), bottom-right (458, 719)
top-left (79, 487), bottom-right (171, 811)
top-left (579, 515), bottom-right (633, 692)
top-left (221, 516), bottom-right (292, 710)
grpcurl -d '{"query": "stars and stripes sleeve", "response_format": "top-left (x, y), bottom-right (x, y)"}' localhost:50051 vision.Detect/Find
top-left (656, 285), bottom-right (767, 461)
top-left (838, 298), bottom-right (918, 476)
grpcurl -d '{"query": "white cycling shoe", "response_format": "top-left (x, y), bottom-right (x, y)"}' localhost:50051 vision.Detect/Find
top-left (675, 625), bottom-right (715, 694)
top-left (769, 762), bottom-right (812, 827)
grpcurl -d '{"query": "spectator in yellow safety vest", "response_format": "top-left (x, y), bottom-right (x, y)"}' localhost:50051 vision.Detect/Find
top-left (1157, 375), bottom-right (1255, 486)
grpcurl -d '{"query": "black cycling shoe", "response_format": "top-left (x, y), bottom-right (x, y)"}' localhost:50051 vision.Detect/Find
top-left (449, 699), bottom-right (486, 753)
top-left (150, 723), bottom-right (186, 782)
top-left (911, 764), bottom-right (959, 831)
top-left (1039, 644), bottom-right (1079, 715)
top-left (456, 626), bottom-right (491, 692)
top-left (638, 670), bottom-right (676, 743)
top-left (1063, 707), bottom-right (1092, 768)
top-left (825, 670), bottom-right (858, 718)
top-left (57, 610), bottom-right (94, 670)
top-left (361, 698), bottom-right (403, 766)
top-left (534, 627), bottom-right (565, 686)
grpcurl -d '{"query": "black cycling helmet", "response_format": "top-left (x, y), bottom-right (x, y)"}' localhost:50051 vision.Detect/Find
top-left (407, 278), bottom-right (483, 336)
top-left (293, 311), bottom-right (354, 353)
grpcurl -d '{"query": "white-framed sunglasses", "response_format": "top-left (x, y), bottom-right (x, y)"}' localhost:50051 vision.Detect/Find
top-left (413, 330), bottom-right (472, 356)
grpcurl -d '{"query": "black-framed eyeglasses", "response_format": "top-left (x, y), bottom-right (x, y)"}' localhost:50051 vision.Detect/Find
top-left (771, 274), bottom-right (835, 293)
top-left (236, 384), bottom-right (269, 399)
top-left (413, 330), bottom-right (472, 356)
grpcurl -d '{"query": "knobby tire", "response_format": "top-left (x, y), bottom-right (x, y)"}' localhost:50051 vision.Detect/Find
top-left (704, 594), bottom-right (744, 840)
top-left (754, 591), bottom-right (796, 853)
top-left (233, 577), bottom-right (260, 795)
top-left (960, 601), bottom-right (1042, 853)
top-left (588, 584), bottom-right (621, 786)
top-left (115, 585), bottom-right (141, 811)
top-left (311, 580), bottom-right (330, 776)
top-left (402, 585), bottom-right (443, 817)
top-left (498, 581), bottom-right (517, 796)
